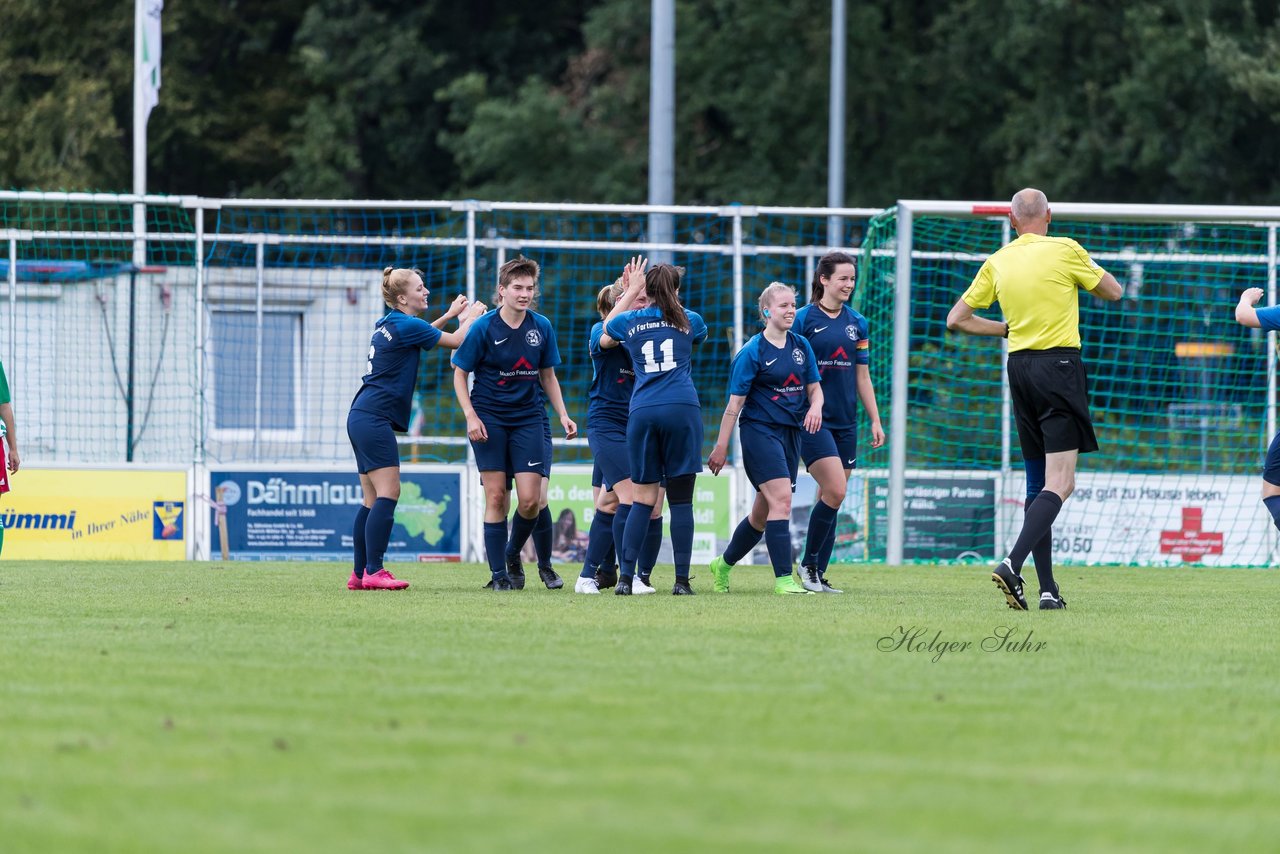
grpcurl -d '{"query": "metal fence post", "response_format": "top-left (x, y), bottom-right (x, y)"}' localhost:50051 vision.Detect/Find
top-left (253, 239), bottom-right (265, 463)
top-left (194, 206), bottom-right (206, 466)
top-left (1268, 225), bottom-right (1277, 564)
top-left (886, 203), bottom-right (912, 565)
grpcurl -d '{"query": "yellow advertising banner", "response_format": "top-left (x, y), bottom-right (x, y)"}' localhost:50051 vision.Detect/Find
top-left (1, 468), bottom-right (186, 560)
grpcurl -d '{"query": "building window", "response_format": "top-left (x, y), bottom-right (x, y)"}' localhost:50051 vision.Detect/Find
top-left (211, 310), bottom-right (303, 436)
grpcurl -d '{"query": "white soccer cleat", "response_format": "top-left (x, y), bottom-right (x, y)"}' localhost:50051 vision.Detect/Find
top-left (574, 577), bottom-right (601, 594)
top-left (632, 575), bottom-right (656, 595)
top-left (797, 565), bottom-right (825, 593)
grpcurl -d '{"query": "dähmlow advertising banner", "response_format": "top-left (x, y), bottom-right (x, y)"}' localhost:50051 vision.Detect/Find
top-left (210, 469), bottom-right (461, 561)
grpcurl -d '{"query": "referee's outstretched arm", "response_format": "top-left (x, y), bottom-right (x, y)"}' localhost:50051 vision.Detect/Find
top-left (946, 300), bottom-right (1007, 336)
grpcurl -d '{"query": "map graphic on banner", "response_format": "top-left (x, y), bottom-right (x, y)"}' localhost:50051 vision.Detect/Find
top-left (211, 470), bottom-right (461, 561)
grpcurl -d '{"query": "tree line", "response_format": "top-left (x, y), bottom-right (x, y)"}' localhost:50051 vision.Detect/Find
top-left (4, 0), bottom-right (1280, 206)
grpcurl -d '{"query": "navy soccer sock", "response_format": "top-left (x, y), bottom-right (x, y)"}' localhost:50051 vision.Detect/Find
top-left (612, 503), bottom-right (633, 577)
top-left (581, 510), bottom-right (614, 579)
top-left (639, 515), bottom-right (663, 577)
top-left (483, 521), bottom-right (509, 580)
top-left (352, 504), bottom-right (371, 577)
top-left (532, 506), bottom-right (554, 569)
top-left (507, 511), bottom-right (539, 562)
top-left (1265, 496), bottom-right (1280, 532)
top-left (602, 542), bottom-right (617, 570)
top-left (621, 502), bottom-right (654, 579)
top-left (365, 497), bottom-right (397, 572)
top-left (817, 520), bottom-right (837, 576)
top-left (801, 500), bottom-right (839, 569)
top-left (1008, 490), bottom-right (1063, 572)
top-left (723, 516), bottom-right (764, 566)
top-left (668, 507), bottom-right (693, 580)
top-left (765, 519), bottom-right (792, 578)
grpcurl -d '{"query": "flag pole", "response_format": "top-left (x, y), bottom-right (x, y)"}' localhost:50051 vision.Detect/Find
top-left (132, 0), bottom-right (146, 266)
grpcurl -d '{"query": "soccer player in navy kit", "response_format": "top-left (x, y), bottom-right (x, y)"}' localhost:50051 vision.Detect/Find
top-left (452, 256), bottom-right (577, 591)
top-left (346, 267), bottom-right (484, 591)
top-left (793, 252), bottom-right (885, 592)
top-left (1235, 288), bottom-right (1280, 532)
top-left (601, 258), bottom-right (707, 595)
top-left (708, 283), bottom-right (825, 595)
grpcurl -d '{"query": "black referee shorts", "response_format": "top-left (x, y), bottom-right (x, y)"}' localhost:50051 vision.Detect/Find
top-left (1007, 347), bottom-right (1099, 459)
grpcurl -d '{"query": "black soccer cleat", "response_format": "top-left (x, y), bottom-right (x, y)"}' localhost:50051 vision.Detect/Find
top-left (615, 579), bottom-right (633, 596)
top-left (992, 559), bottom-right (1028, 610)
top-left (538, 565), bottom-right (564, 590)
top-left (506, 558), bottom-right (526, 590)
top-left (489, 575), bottom-right (514, 591)
top-left (672, 578), bottom-right (695, 596)
top-left (595, 564), bottom-right (619, 589)
top-left (1039, 590), bottom-right (1067, 610)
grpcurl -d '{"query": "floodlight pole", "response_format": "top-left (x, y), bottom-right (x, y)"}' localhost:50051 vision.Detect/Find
top-left (648, 0), bottom-right (675, 262)
top-left (827, 0), bottom-right (846, 247)
top-left (127, 268), bottom-right (137, 462)
top-left (132, 0), bottom-right (147, 267)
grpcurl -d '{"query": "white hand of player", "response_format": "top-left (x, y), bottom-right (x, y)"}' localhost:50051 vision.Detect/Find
top-left (467, 301), bottom-right (487, 319)
top-left (625, 255), bottom-right (648, 291)
top-left (447, 294), bottom-right (469, 318)
top-left (707, 444), bottom-right (727, 475)
top-left (803, 405), bottom-right (823, 434)
top-left (869, 421), bottom-right (886, 449)
top-left (561, 414), bottom-right (578, 440)
top-left (466, 414), bottom-right (488, 443)
top-left (1242, 287), bottom-right (1265, 307)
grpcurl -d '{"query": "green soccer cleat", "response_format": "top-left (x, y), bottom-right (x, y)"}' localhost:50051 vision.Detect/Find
top-left (774, 576), bottom-right (815, 596)
top-left (709, 555), bottom-right (732, 593)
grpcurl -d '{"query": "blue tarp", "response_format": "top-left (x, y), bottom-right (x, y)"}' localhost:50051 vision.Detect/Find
top-left (0, 260), bottom-right (138, 282)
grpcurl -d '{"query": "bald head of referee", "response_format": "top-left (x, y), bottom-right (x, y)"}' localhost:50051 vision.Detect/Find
top-left (946, 188), bottom-right (1123, 611)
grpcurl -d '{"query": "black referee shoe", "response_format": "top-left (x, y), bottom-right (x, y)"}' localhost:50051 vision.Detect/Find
top-left (1039, 590), bottom-right (1067, 610)
top-left (992, 559), bottom-right (1028, 611)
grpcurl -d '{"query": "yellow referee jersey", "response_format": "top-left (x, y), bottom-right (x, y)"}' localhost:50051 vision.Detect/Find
top-left (961, 232), bottom-right (1105, 352)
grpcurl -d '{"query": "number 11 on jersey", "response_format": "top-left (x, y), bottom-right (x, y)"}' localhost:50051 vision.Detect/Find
top-left (641, 338), bottom-right (676, 373)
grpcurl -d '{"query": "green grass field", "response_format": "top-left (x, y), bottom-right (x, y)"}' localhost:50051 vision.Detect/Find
top-left (2, 561), bottom-right (1278, 853)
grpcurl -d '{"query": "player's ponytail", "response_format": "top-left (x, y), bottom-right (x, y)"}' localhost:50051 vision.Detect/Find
top-left (645, 264), bottom-right (690, 333)
top-left (810, 251), bottom-right (856, 304)
top-left (597, 279), bottom-right (622, 319)
top-left (381, 267), bottom-right (420, 309)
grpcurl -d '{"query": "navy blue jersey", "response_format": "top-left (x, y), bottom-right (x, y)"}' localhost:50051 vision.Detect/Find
top-left (729, 330), bottom-right (821, 428)
top-left (451, 309), bottom-right (561, 426)
top-left (350, 309), bottom-right (443, 432)
top-left (794, 303), bottom-right (870, 430)
top-left (1258, 305), bottom-right (1280, 332)
top-left (605, 307), bottom-right (708, 412)
top-left (588, 321), bottom-right (635, 425)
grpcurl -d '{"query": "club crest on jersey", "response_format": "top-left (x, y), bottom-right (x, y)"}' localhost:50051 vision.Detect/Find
top-left (845, 325), bottom-right (858, 340)
top-left (525, 329), bottom-right (543, 347)
top-left (791, 348), bottom-right (805, 365)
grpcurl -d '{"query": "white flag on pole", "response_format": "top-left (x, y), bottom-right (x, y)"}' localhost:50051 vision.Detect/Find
top-left (140, 0), bottom-right (164, 122)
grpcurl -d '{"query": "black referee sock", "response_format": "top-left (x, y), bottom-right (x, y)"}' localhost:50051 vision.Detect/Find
top-left (1026, 504), bottom-right (1057, 595)
top-left (1008, 490), bottom-right (1063, 573)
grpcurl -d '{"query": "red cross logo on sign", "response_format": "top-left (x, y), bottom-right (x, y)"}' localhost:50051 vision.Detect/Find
top-left (1159, 507), bottom-right (1223, 563)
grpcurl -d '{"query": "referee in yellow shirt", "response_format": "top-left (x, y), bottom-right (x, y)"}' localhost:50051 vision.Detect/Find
top-left (947, 188), bottom-right (1122, 610)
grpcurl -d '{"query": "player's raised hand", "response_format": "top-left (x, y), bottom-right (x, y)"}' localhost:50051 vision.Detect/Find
top-left (561, 414), bottom-right (578, 440)
top-left (707, 443), bottom-right (728, 475)
top-left (446, 294), bottom-right (469, 317)
top-left (626, 256), bottom-right (648, 291)
top-left (467, 300), bottom-right (487, 319)
top-left (466, 413), bottom-right (488, 443)
top-left (1241, 287), bottom-right (1265, 306)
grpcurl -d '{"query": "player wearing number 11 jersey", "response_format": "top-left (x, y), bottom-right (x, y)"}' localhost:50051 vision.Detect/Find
top-left (601, 259), bottom-right (707, 595)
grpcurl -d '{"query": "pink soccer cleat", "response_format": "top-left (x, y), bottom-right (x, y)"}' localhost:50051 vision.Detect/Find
top-left (362, 568), bottom-right (409, 590)
top-left (347, 571), bottom-right (366, 590)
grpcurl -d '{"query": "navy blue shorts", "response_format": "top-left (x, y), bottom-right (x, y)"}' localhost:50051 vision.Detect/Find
top-left (801, 425), bottom-right (858, 469)
top-left (741, 420), bottom-right (800, 491)
top-left (348, 408), bottom-right (401, 474)
top-left (628, 404), bottom-right (702, 484)
top-left (592, 462), bottom-right (604, 489)
top-left (588, 417), bottom-right (630, 491)
top-left (1265, 430), bottom-right (1280, 486)
top-left (471, 414), bottom-right (551, 480)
